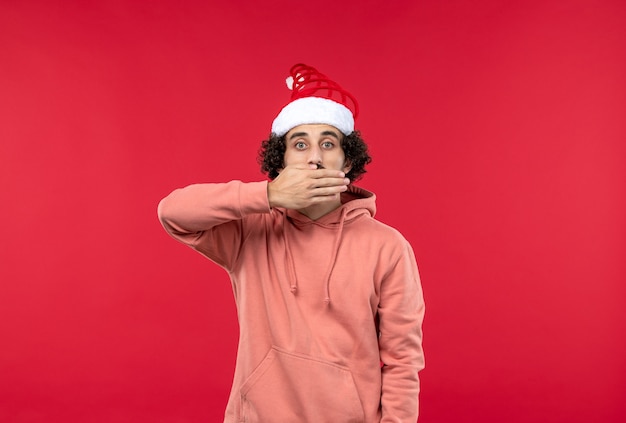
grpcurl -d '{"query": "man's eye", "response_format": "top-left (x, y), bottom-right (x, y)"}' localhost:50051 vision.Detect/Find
top-left (295, 142), bottom-right (307, 149)
top-left (322, 141), bottom-right (334, 148)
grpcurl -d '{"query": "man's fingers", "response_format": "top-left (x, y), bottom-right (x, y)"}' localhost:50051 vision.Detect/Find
top-left (310, 184), bottom-right (349, 197)
top-left (309, 168), bottom-right (346, 179)
top-left (287, 166), bottom-right (345, 178)
top-left (311, 177), bottom-right (350, 188)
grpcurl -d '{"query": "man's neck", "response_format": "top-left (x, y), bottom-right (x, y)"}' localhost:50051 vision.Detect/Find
top-left (296, 199), bottom-right (342, 221)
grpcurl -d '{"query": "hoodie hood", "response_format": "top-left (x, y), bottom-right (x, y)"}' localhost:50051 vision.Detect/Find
top-left (278, 185), bottom-right (376, 305)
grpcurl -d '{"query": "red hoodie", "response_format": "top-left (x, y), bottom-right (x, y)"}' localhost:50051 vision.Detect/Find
top-left (158, 180), bottom-right (425, 423)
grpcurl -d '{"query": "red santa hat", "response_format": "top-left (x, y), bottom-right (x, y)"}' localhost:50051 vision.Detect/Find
top-left (271, 63), bottom-right (359, 137)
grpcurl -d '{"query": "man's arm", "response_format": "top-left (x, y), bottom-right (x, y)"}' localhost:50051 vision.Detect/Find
top-left (157, 168), bottom-right (348, 266)
top-left (378, 242), bottom-right (425, 422)
top-left (157, 180), bottom-right (270, 269)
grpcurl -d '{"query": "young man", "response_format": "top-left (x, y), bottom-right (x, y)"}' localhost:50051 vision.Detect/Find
top-left (158, 64), bottom-right (425, 423)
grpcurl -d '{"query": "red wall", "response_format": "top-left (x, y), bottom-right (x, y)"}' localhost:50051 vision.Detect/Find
top-left (1, 1), bottom-right (625, 422)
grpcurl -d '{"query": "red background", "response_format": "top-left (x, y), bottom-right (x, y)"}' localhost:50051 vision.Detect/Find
top-left (1, 0), bottom-right (625, 422)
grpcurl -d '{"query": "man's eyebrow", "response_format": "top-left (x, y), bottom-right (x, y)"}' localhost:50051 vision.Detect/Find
top-left (287, 132), bottom-right (308, 141)
top-left (321, 130), bottom-right (340, 139)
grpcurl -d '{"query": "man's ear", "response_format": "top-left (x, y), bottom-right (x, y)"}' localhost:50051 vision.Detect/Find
top-left (342, 159), bottom-right (353, 175)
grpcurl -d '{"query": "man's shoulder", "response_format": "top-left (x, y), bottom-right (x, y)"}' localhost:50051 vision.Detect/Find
top-left (351, 214), bottom-right (410, 244)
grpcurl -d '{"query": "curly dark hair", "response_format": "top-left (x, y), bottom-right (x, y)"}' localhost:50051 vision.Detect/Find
top-left (258, 130), bottom-right (372, 182)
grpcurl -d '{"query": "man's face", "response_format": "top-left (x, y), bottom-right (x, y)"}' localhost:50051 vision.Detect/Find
top-left (282, 124), bottom-right (352, 173)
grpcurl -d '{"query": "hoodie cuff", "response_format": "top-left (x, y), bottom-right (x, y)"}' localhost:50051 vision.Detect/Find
top-left (239, 181), bottom-right (271, 216)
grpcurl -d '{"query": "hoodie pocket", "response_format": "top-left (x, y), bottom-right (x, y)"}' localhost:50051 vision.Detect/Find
top-left (240, 346), bottom-right (364, 423)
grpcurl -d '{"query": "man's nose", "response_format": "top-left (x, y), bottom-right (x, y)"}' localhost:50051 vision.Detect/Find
top-left (307, 146), bottom-right (322, 165)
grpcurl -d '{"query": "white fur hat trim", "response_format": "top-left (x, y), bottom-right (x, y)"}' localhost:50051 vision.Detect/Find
top-left (271, 97), bottom-right (354, 137)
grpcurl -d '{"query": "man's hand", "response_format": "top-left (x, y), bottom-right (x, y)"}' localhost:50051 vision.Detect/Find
top-left (267, 165), bottom-right (350, 210)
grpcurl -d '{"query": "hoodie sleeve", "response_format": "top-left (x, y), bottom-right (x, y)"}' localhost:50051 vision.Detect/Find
top-left (157, 180), bottom-right (271, 270)
top-left (378, 241), bottom-right (425, 422)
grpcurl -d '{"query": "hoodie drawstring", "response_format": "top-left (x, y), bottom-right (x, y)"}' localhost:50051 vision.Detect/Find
top-left (283, 215), bottom-right (298, 294)
top-left (282, 207), bottom-right (348, 306)
top-left (322, 207), bottom-right (348, 306)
